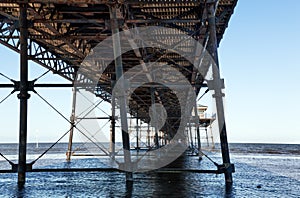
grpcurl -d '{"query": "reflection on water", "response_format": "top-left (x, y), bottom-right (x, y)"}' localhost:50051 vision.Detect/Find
top-left (125, 181), bottom-right (133, 198)
top-left (152, 156), bottom-right (188, 197)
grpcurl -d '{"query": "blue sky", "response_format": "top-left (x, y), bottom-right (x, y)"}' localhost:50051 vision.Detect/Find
top-left (218, 0), bottom-right (300, 143)
top-left (0, 0), bottom-right (299, 144)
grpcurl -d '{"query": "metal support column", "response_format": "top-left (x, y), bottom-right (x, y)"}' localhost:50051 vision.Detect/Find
top-left (188, 121), bottom-right (194, 149)
top-left (210, 123), bottom-right (215, 149)
top-left (66, 87), bottom-right (77, 162)
top-left (193, 99), bottom-right (201, 156)
top-left (205, 128), bottom-right (209, 146)
top-left (151, 87), bottom-right (159, 149)
top-left (110, 6), bottom-right (132, 181)
top-left (17, 3), bottom-right (29, 186)
top-left (147, 124), bottom-right (150, 148)
top-left (110, 82), bottom-right (116, 160)
top-left (136, 112), bottom-right (140, 150)
top-left (207, 3), bottom-right (234, 185)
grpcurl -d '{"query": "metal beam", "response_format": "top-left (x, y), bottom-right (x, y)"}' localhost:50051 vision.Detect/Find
top-left (0, 19), bottom-right (76, 82)
top-left (207, 3), bottom-right (234, 185)
top-left (110, 85), bottom-right (116, 160)
top-left (151, 87), bottom-right (159, 149)
top-left (109, 5), bottom-right (132, 180)
top-left (136, 111), bottom-right (139, 150)
top-left (0, 167), bottom-right (225, 174)
top-left (193, 95), bottom-right (201, 157)
top-left (0, 0), bottom-right (203, 4)
top-left (66, 87), bottom-right (77, 162)
top-left (17, 3), bottom-right (29, 186)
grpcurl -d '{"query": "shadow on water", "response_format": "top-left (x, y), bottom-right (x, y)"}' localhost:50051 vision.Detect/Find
top-left (151, 155), bottom-right (191, 197)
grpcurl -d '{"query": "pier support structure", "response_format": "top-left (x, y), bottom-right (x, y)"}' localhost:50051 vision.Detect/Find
top-left (135, 112), bottom-right (140, 150)
top-left (109, 5), bottom-right (132, 181)
top-left (150, 87), bottom-right (160, 149)
top-left (17, 3), bottom-right (29, 186)
top-left (0, 0), bottom-right (238, 189)
top-left (110, 80), bottom-right (116, 160)
top-left (206, 3), bottom-right (234, 185)
top-left (66, 87), bottom-right (77, 162)
top-left (194, 97), bottom-right (201, 156)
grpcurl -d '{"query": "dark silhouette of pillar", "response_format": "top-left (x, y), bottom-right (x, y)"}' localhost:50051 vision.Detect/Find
top-left (17, 3), bottom-right (29, 186)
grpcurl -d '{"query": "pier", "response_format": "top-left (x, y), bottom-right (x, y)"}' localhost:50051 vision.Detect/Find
top-left (0, 0), bottom-right (238, 187)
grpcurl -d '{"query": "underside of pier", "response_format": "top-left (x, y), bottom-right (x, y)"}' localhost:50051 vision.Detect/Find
top-left (0, 0), bottom-right (238, 186)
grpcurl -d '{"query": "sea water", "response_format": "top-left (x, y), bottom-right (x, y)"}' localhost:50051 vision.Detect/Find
top-left (0, 143), bottom-right (299, 197)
